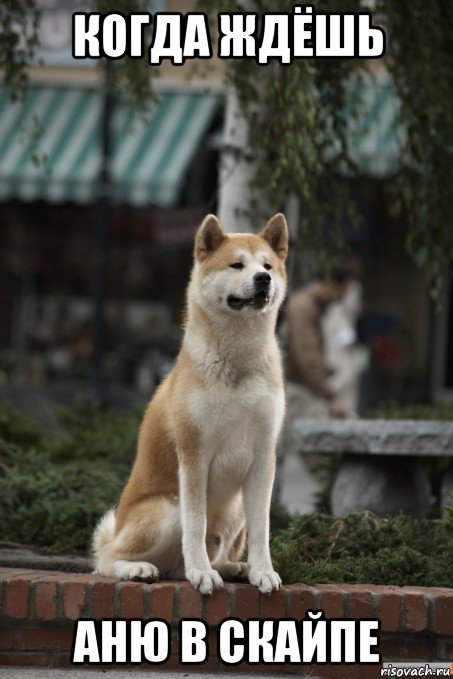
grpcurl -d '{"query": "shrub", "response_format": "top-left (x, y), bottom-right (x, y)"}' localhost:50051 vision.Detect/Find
top-left (0, 441), bottom-right (126, 552)
top-left (49, 396), bottom-right (139, 465)
top-left (270, 511), bottom-right (453, 587)
top-left (0, 399), bottom-right (140, 552)
top-left (367, 400), bottom-right (453, 421)
top-left (0, 402), bottom-right (43, 448)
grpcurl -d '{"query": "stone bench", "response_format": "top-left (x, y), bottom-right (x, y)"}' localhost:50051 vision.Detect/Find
top-left (291, 419), bottom-right (453, 517)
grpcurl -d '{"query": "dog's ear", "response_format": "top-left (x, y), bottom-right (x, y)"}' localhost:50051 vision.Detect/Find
top-left (195, 214), bottom-right (226, 261)
top-left (259, 213), bottom-right (289, 260)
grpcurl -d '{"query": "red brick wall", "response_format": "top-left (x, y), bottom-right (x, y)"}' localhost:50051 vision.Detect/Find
top-left (0, 568), bottom-right (452, 677)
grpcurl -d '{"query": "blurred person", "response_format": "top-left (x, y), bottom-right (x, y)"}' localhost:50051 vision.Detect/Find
top-left (274, 269), bottom-right (353, 508)
top-left (285, 269), bottom-right (353, 423)
top-left (323, 278), bottom-right (369, 416)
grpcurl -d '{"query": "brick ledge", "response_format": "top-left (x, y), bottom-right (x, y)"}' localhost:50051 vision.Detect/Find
top-left (0, 568), bottom-right (452, 677)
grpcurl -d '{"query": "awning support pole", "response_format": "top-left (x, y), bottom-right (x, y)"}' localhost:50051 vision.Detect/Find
top-left (92, 60), bottom-right (114, 405)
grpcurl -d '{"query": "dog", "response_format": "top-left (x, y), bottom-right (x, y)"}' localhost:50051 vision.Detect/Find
top-left (93, 212), bottom-right (288, 595)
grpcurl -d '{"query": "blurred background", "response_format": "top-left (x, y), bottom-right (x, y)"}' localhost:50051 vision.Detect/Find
top-left (0, 0), bottom-right (453, 572)
top-left (0, 0), bottom-right (451, 422)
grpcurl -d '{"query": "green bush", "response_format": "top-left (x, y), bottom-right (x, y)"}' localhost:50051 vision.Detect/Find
top-left (0, 443), bottom-right (125, 552)
top-left (367, 400), bottom-right (453, 421)
top-left (270, 511), bottom-right (453, 587)
top-left (0, 402), bottom-right (43, 448)
top-left (49, 396), bottom-right (139, 464)
top-left (0, 399), bottom-right (140, 552)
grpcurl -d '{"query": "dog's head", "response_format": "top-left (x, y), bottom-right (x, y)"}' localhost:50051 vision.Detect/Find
top-left (191, 213), bottom-right (288, 317)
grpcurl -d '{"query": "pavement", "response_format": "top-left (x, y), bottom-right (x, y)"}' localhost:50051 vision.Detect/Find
top-left (0, 670), bottom-right (305, 678)
top-left (0, 546), bottom-right (91, 572)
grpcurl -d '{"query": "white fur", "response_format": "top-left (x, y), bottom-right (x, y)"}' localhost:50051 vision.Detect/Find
top-left (113, 560), bottom-right (159, 581)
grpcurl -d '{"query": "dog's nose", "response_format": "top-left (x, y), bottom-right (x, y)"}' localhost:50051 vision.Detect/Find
top-left (254, 272), bottom-right (271, 288)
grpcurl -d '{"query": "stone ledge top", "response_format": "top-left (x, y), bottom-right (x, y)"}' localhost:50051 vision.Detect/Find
top-left (291, 418), bottom-right (453, 456)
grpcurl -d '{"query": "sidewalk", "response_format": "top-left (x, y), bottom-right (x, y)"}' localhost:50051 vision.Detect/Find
top-left (0, 669), bottom-right (300, 679)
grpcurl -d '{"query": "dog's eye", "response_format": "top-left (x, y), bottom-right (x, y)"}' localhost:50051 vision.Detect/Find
top-left (230, 262), bottom-right (244, 270)
top-left (264, 263), bottom-right (272, 271)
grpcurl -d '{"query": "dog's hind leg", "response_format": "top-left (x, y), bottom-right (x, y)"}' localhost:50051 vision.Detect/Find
top-left (93, 496), bottom-right (182, 581)
top-left (111, 559), bottom-right (159, 581)
top-left (228, 524), bottom-right (247, 562)
top-left (216, 525), bottom-right (249, 580)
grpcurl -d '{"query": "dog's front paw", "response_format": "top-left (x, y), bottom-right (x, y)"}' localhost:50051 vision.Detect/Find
top-left (248, 567), bottom-right (282, 594)
top-left (186, 568), bottom-right (223, 595)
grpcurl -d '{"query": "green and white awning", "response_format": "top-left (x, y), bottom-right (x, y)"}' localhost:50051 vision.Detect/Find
top-left (345, 72), bottom-right (404, 177)
top-left (0, 85), bottom-right (220, 206)
top-left (0, 75), bottom-right (402, 206)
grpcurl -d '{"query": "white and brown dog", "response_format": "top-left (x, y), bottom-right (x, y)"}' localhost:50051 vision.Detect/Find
top-left (93, 213), bottom-right (288, 595)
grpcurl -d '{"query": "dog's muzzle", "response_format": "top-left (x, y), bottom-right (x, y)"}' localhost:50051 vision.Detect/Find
top-left (227, 273), bottom-right (272, 310)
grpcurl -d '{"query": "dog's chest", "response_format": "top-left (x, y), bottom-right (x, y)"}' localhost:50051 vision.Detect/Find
top-left (189, 374), bottom-right (278, 440)
top-left (188, 376), bottom-right (283, 500)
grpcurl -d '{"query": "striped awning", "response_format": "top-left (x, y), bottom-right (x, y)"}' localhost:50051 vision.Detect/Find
top-left (0, 86), bottom-right (220, 206)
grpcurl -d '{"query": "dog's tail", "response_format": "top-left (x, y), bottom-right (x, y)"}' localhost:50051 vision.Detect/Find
top-left (91, 508), bottom-right (116, 574)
